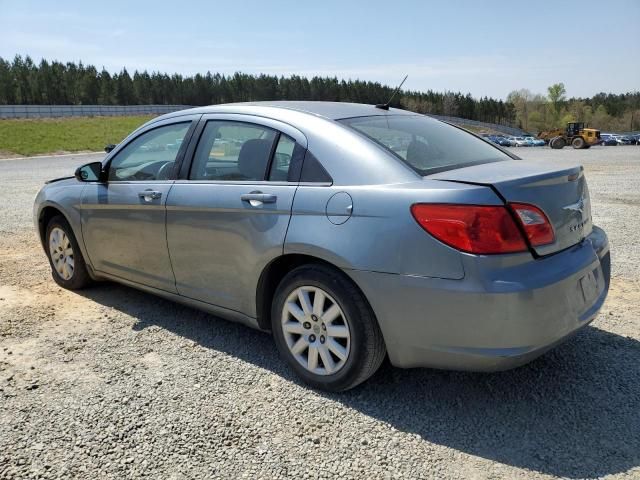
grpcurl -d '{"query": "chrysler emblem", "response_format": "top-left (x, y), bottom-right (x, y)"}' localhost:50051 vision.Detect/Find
top-left (563, 196), bottom-right (586, 215)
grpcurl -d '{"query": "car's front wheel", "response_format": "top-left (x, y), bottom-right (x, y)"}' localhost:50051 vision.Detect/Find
top-left (45, 215), bottom-right (91, 290)
top-left (271, 264), bottom-right (386, 392)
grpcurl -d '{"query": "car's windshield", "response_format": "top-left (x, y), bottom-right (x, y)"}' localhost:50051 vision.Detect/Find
top-left (339, 115), bottom-right (510, 175)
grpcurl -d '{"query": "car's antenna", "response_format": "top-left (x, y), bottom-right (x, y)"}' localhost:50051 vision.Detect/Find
top-left (375, 75), bottom-right (408, 110)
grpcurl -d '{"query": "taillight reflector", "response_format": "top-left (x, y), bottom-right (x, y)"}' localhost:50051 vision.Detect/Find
top-left (510, 203), bottom-right (555, 246)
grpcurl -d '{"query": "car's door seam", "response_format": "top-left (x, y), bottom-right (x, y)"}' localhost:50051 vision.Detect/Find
top-left (163, 181), bottom-right (180, 293)
top-left (282, 184), bottom-right (300, 255)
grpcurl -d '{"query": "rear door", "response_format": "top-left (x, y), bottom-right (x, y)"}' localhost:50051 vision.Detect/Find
top-left (166, 114), bottom-right (307, 316)
top-left (81, 117), bottom-right (198, 291)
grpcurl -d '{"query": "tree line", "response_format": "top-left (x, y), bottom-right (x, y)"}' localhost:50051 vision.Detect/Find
top-left (1, 56), bottom-right (637, 132)
top-left (508, 83), bottom-right (640, 133)
top-left (0, 55), bottom-right (515, 125)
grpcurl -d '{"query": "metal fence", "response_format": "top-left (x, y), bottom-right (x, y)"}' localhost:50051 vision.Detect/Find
top-left (0, 104), bottom-right (190, 119)
top-left (0, 104), bottom-right (527, 136)
top-left (426, 114), bottom-right (527, 136)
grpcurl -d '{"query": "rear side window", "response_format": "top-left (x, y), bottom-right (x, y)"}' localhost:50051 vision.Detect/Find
top-left (300, 151), bottom-right (332, 183)
top-left (339, 115), bottom-right (509, 175)
top-left (190, 121), bottom-right (277, 181)
top-left (268, 135), bottom-right (296, 181)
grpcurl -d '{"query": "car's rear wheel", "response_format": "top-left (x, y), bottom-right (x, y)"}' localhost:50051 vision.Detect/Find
top-left (271, 264), bottom-right (386, 392)
top-left (572, 137), bottom-right (586, 149)
top-left (46, 215), bottom-right (91, 290)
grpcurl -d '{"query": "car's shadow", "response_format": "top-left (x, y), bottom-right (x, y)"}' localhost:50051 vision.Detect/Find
top-left (78, 283), bottom-right (640, 479)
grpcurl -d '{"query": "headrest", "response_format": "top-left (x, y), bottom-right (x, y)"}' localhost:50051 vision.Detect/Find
top-left (238, 139), bottom-right (272, 180)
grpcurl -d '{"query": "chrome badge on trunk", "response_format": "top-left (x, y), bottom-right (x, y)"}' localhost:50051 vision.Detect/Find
top-left (564, 194), bottom-right (591, 233)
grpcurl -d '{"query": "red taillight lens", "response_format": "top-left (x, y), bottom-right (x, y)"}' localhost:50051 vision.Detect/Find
top-left (510, 203), bottom-right (555, 246)
top-left (410, 204), bottom-right (527, 254)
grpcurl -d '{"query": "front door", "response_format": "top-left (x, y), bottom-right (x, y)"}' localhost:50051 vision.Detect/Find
top-left (81, 120), bottom-right (194, 292)
top-left (166, 118), bottom-right (304, 316)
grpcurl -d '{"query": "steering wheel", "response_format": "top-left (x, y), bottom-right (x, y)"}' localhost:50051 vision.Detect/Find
top-left (156, 161), bottom-right (174, 180)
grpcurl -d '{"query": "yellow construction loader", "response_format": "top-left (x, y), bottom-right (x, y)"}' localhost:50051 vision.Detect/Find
top-left (538, 122), bottom-right (601, 149)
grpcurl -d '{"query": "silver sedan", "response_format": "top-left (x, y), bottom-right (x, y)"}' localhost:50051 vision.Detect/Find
top-left (34, 102), bottom-right (610, 391)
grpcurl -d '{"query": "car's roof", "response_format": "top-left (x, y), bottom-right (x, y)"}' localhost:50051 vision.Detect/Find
top-left (164, 101), bottom-right (418, 121)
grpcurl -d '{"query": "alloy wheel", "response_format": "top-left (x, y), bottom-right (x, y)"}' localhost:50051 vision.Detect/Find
top-left (281, 286), bottom-right (351, 375)
top-left (49, 227), bottom-right (74, 280)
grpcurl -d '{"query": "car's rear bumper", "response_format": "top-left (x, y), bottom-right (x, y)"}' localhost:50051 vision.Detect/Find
top-left (347, 226), bottom-right (610, 371)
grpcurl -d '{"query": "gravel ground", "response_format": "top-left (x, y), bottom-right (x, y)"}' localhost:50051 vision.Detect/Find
top-left (1, 147), bottom-right (639, 479)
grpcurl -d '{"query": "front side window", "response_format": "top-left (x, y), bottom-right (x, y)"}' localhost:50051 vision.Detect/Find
top-left (190, 121), bottom-right (277, 181)
top-left (339, 115), bottom-right (509, 175)
top-left (108, 122), bottom-right (191, 181)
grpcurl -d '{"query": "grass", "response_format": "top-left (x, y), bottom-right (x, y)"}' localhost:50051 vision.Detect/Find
top-left (0, 115), bottom-right (502, 158)
top-left (0, 115), bottom-right (155, 157)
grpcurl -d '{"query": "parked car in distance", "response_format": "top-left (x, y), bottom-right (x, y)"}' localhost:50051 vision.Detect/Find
top-left (34, 101), bottom-right (610, 391)
top-left (511, 136), bottom-right (529, 147)
top-left (481, 134), bottom-right (512, 147)
top-left (600, 134), bottom-right (618, 146)
top-left (524, 136), bottom-right (545, 147)
top-left (492, 135), bottom-right (513, 147)
top-left (616, 135), bottom-right (634, 145)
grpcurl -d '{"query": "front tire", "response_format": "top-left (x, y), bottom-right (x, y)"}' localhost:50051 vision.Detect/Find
top-left (271, 264), bottom-right (386, 392)
top-left (550, 136), bottom-right (566, 149)
top-left (45, 215), bottom-right (91, 290)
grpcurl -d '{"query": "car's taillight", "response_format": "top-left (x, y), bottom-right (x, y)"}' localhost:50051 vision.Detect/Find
top-left (411, 203), bottom-right (555, 254)
top-left (509, 202), bottom-right (555, 246)
top-left (410, 204), bottom-right (527, 254)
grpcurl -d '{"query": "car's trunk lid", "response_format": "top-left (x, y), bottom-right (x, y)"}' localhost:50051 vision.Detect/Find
top-left (429, 160), bottom-right (592, 256)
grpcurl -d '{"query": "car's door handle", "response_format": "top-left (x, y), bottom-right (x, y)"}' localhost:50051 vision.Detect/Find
top-left (241, 192), bottom-right (277, 205)
top-left (138, 190), bottom-right (162, 201)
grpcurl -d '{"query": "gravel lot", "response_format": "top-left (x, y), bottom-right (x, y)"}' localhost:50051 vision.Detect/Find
top-left (1, 147), bottom-right (639, 479)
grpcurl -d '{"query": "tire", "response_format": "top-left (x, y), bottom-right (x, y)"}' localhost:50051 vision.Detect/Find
top-left (550, 137), bottom-right (566, 149)
top-left (572, 137), bottom-right (585, 149)
top-left (271, 264), bottom-right (386, 392)
top-left (584, 145), bottom-right (591, 149)
top-left (45, 215), bottom-right (91, 290)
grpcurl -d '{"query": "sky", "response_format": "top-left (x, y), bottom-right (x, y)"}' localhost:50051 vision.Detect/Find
top-left (1, 0), bottom-right (638, 100)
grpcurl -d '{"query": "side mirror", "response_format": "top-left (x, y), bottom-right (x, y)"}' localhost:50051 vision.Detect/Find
top-left (104, 144), bottom-right (116, 153)
top-left (75, 162), bottom-right (104, 182)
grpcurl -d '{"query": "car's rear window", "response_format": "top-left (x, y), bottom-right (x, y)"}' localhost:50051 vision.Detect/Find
top-left (339, 115), bottom-right (510, 175)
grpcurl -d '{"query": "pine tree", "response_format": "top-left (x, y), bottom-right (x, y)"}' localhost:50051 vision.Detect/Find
top-left (3, 54), bottom-right (636, 129)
